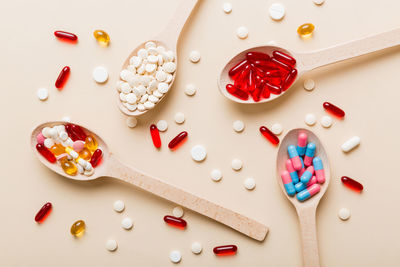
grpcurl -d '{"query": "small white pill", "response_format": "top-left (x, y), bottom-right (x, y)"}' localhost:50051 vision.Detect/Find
top-left (138, 48), bottom-right (148, 59)
top-left (44, 138), bottom-right (54, 149)
top-left (210, 169), bottom-right (222, 182)
top-left (172, 206), bottom-right (184, 218)
top-left (59, 131), bottom-right (68, 141)
top-left (236, 26), bottom-right (248, 39)
top-left (113, 200), bottom-right (125, 212)
top-left (321, 116), bottom-right (333, 128)
top-left (303, 79), bottom-right (315, 91)
top-left (155, 71), bottom-right (167, 82)
top-left (130, 56), bottom-right (142, 68)
top-left (233, 120), bottom-right (245, 132)
top-left (140, 94), bottom-right (149, 103)
top-left (49, 128), bottom-right (58, 138)
top-left (126, 117), bottom-right (138, 128)
top-left (191, 242), bottom-right (203, 254)
top-left (244, 177), bottom-right (256, 190)
top-left (120, 69), bottom-right (131, 81)
top-left (147, 55), bottom-right (158, 64)
top-left (184, 84), bottom-right (196, 96)
top-left (271, 123), bottom-right (283, 135)
top-left (145, 41), bottom-right (156, 49)
top-left (191, 145), bottom-right (207, 162)
top-left (222, 2), bottom-right (232, 13)
top-left (126, 93), bottom-right (137, 104)
top-left (341, 136), bottom-right (360, 152)
top-left (148, 95), bottom-right (159, 103)
top-left (121, 83), bottom-right (131, 94)
top-left (158, 82), bottom-right (169, 94)
top-left (85, 162), bottom-right (93, 171)
top-left (169, 250), bottom-right (181, 263)
top-left (37, 88), bottom-right (48, 101)
top-left (121, 217), bottom-right (133, 230)
top-left (105, 240), bottom-right (118, 252)
top-left (153, 90), bottom-right (163, 98)
top-left (189, 51), bottom-right (201, 63)
top-left (156, 120), bottom-right (168, 132)
top-left (145, 63), bottom-right (156, 73)
top-left (163, 62), bottom-right (176, 73)
top-left (61, 116), bottom-right (71, 122)
top-left (165, 74), bottom-right (173, 83)
top-left (269, 3), bottom-right (285, 20)
top-left (125, 103), bottom-right (137, 111)
top-left (119, 92), bottom-right (127, 102)
top-left (231, 159), bottom-right (243, 171)
top-left (305, 113), bottom-right (316, 126)
top-left (174, 112), bottom-right (185, 124)
top-left (92, 66), bottom-right (108, 83)
top-left (313, 0), bottom-right (325, 5)
top-left (77, 164), bottom-right (84, 174)
top-left (137, 103), bottom-right (146, 111)
top-left (338, 208), bottom-right (350, 220)
top-left (84, 168), bottom-right (94, 176)
top-left (144, 101), bottom-right (155, 109)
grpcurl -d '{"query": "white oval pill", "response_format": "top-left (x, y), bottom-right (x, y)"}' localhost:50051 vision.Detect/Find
top-left (236, 26), bottom-right (248, 39)
top-left (121, 83), bottom-right (131, 94)
top-left (37, 88), bottom-right (49, 101)
top-left (191, 242), bottom-right (202, 254)
top-left (92, 66), bottom-right (108, 83)
top-left (233, 120), bottom-right (245, 132)
top-left (231, 159), bottom-right (243, 171)
top-left (338, 208), bottom-right (350, 220)
top-left (210, 169), bottom-right (222, 182)
top-left (174, 112), bottom-right (185, 124)
top-left (321, 116), bottom-right (333, 128)
top-left (191, 145), bottom-right (207, 162)
top-left (156, 120), bottom-right (168, 132)
top-left (271, 123), bottom-right (283, 135)
top-left (244, 177), bottom-right (256, 190)
top-left (341, 136), bottom-right (360, 152)
top-left (189, 51), bottom-right (201, 63)
top-left (113, 200), bottom-right (125, 212)
top-left (303, 79), bottom-right (315, 91)
top-left (121, 217), bottom-right (133, 230)
top-left (305, 113), bottom-right (316, 126)
top-left (105, 239), bottom-right (118, 251)
top-left (169, 250), bottom-right (181, 263)
top-left (184, 84), bottom-right (196, 96)
top-left (222, 2), bottom-right (232, 13)
top-left (172, 206), bottom-right (184, 218)
top-left (269, 3), bottom-right (285, 20)
top-left (126, 117), bottom-right (138, 128)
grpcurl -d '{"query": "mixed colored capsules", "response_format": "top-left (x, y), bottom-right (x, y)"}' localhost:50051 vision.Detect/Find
top-left (163, 215), bottom-right (187, 229)
top-left (55, 66), bottom-right (70, 89)
top-left (323, 102), bottom-right (345, 118)
top-left (70, 220), bottom-right (86, 237)
top-left (213, 245), bottom-right (237, 256)
top-left (341, 176), bottom-right (363, 192)
top-left (35, 202), bottom-right (52, 223)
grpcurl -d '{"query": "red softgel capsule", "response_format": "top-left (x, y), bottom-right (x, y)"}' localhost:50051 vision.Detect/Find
top-left (54, 31), bottom-right (78, 41)
top-left (229, 59), bottom-right (249, 77)
top-left (213, 245), bottom-right (238, 256)
top-left (65, 123), bottom-right (87, 141)
top-left (246, 51), bottom-right (270, 61)
top-left (260, 126), bottom-right (279, 145)
top-left (35, 202), bottom-right (52, 223)
top-left (168, 131), bottom-right (188, 150)
top-left (272, 51), bottom-right (296, 67)
top-left (226, 84), bottom-right (249, 100)
top-left (282, 68), bottom-right (298, 91)
top-left (323, 102), bottom-right (345, 118)
top-left (163, 215), bottom-right (187, 229)
top-left (90, 149), bottom-right (103, 167)
top-left (150, 124), bottom-right (161, 148)
top-left (55, 66), bottom-right (70, 89)
top-left (341, 176), bottom-right (363, 192)
top-left (36, 143), bottom-right (56, 163)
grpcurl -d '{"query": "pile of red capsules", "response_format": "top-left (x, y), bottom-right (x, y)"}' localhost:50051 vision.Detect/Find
top-left (227, 50), bottom-right (298, 101)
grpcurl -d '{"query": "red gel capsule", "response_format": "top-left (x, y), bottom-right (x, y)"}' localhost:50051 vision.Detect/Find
top-left (252, 60), bottom-right (278, 71)
top-left (261, 83), bottom-right (271, 99)
top-left (341, 176), bottom-right (363, 192)
top-left (36, 143), bottom-right (56, 163)
top-left (271, 57), bottom-right (292, 72)
top-left (55, 66), bottom-right (70, 89)
top-left (265, 70), bottom-right (281, 77)
top-left (168, 131), bottom-right (188, 149)
top-left (90, 149), bottom-right (103, 167)
top-left (282, 68), bottom-right (298, 91)
top-left (213, 245), bottom-right (238, 256)
top-left (247, 69), bottom-right (256, 92)
top-left (65, 124), bottom-right (87, 141)
top-left (246, 51), bottom-right (270, 61)
top-left (163, 215), bottom-right (187, 229)
top-left (272, 50), bottom-right (297, 67)
top-left (35, 202), bottom-right (52, 223)
top-left (260, 126), bottom-right (279, 145)
top-left (150, 124), bottom-right (161, 148)
top-left (54, 31), bottom-right (78, 41)
top-left (323, 102), bottom-right (345, 118)
top-left (226, 84), bottom-right (249, 100)
top-left (229, 59), bottom-right (249, 77)
top-left (265, 82), bottom-right (282, 95)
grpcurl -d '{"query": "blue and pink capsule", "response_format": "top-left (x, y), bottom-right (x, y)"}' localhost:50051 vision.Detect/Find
top-left (304, 142), bottom-right (316, 166)
top-left (300, 166), bottom-right (314, 184)
top-left (294, 176), bottom-right (317, 192)
top-left (297, 133), bottom-right (307, 156)
top-left (313, 157), bottom-right (325, 184)
top-left (287, 145), bottom-right (302, 171)
top-left (281, 170), bottom-right (296, 196)
top-left (297, 184), bottom-right (321, 202)
top-left (286, 159), bottom-right (299, 184)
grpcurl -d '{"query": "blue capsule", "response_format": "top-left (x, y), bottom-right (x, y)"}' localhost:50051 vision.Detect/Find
top-left (300, 166), bottom-right (314, 183)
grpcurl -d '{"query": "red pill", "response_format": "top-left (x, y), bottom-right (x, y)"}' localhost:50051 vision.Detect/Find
top-left (341, 176), bottom-right (363, 192)
top-left (260, 126), bottom-right (279, 145)
top-left (226, 84), bottom-right (249, 100)
top-left (54, 31), bottom-right (78, 41)
top-left (150, 124), bottom-right (161, 148)
top-left (163, 215), bottom-right (187, 229)
top-left (36, 143), bottom-right (56, 163)
top-left (90, 149), bottom-right (103, 167)
top-left (265, 82), bottom-right (282, 95)
top-left (261, 83), bottom-right (271, 99)
top-left (247, 69), bottom-right (256, 92)
top-left (55, 66), bottom-right (70, 89)
top-left (229, 59), bottom-right (249, 77)
top-left (271, 57), bottom-right (292, 72)
top-left (252, 60), bottom-right (278, 71)
top-left (272, 50), bottom-right (296, 67)
top-left (213, 245), bottom-right (238, 256)
top-left (35, 202), bottom-right (52, 223)
top-left (282, 68), bottom-right (298, 91)
top-left (246, 51), bottom-right (270, 61)
top-left (265, 70), bottom-right (281, 77)
top-left (65, 123), bottom-right (87, 141)
top-left (168, 131), bottom-right (188, 150)
top-left (323, 102), bottom-right (345, 118)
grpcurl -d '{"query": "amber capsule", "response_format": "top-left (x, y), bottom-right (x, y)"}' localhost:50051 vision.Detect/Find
top-left (70, 220), bottom-right (86, 237)
top-left (84, 135), bottom-right (98, 152)
top-left (163, 215), bottom-right (187, 229)
top-left (50, 143), bottom-right (65, 156)
top-left (60, 158), bottom-right (78, 176)
top-left (213, 245), bottom-right (238, 256)
top-left (35, 202), bottom-right (52, 223)
top-left (93, 30), bottom-right (110, 46)
top-left (79, 148), bottom-right (92, 161)
top-left (341, 176), bottom-right (363, 192)
top-left (297, 23), bottom-right (315, 38)
top-left (260, 126), bottom-right (279, 145)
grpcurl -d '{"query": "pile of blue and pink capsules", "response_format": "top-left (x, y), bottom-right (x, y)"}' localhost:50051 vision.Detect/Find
top-left (281, 133), bottom-right (325, 202)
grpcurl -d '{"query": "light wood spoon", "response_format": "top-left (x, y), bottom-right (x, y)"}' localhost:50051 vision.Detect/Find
top-left (31, 121), bottom-right (268, 241)
top-left (276, 128), bottom-right (330, 267)
top-left (218, 27), bottom-right (400, 104)
top-left (118, 0), bottom-right (199, 117)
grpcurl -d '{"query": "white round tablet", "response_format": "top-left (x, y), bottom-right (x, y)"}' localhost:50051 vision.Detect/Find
top-left (191, 242), bottom-right (203, 254)
top-left (92, 66), bottom-right (109, 83)
top-left (156, 120), bottom-right (168, 132)
top-left (191, 145), bottom-right (207, 162)
top-left (244, 177), bottom-right (256, 190)
top-left (174, 112), bottom-right (185, 124)
top-left (269, 3), bottom-right (285, 20)
top-left (113, 200), bottom-right (125, 212)
top-left (303, 79), bottom-right (315, 91)
top-left (210, 169), bottom-right (222, 182)
top-left (236, 26), bottom-right (248, 39)
top-left (126, 117), bottom-right (138, 128)
top-left (189, 51), bottom-right (201, 63)
top-left (61, 116), bottom-right (71, 122)
top-left (321, 116), bottom-right (333, 128)
top-left (338, 208), bottom-right (350, 220)
top-left (271, 123), bottom-right (283, 135)
top-left (37, 88), bottom-right (48, 101)
top-left (169, 250), bottom-right (181, 263)
top-left (233, 120), bottom-right (245, 132)
top-left (172, 206), bottom-right (184, 218)
top-left (231, 159), bottom-right (243, 171)
top-left (305, 113), bottom-right (316, 126)
top-left (105, 239), bottom-right (118, 251)
top-left (222, 2), bottom-right (232, 13)
top-left (184, 84), bottom-right (196, 96)
top-left (313, 0), bottom-right (325, 5)
top-left (121, 217), bottom-right (133, 230)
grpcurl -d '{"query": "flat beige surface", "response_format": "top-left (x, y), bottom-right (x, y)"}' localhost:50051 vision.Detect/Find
top-left (1, 0), bottom-right (400, 266)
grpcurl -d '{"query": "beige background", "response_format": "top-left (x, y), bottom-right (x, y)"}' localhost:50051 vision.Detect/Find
top-left (1, 0), bottom-right (400, 266)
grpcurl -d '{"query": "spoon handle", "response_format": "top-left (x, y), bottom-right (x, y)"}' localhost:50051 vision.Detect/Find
top-left (297, 206), bottom-right (320, 267)
top-left (105, 154), bottom-right (268, 241)
top-left (299, 27), bottom-right (400, 71)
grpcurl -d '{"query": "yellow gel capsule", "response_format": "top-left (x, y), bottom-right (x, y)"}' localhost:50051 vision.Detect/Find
top-left (85, 135), bottom-right (98, 152)
top-left (70, 220), bottom-right (86, 237)
top-left (297, 23), bottom-right (315, 38)
top-left (79, 148), bottom-right (92, 161)
top-left (50, 143), bottom-right (65, 156)
top-left (60, 158), bottom-right (78, 176)
top-left (93, 30), bottom-right (110, 46)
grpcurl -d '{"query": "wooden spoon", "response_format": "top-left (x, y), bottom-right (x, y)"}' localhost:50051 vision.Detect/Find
top-left (31, 121), bottom-right (268, 241)
top-left (276, 128), bottom-right (330, 267)
top-left (118, 0), bottom-right (199, 116)
top-left (218, 27), bottom-right (400, 104)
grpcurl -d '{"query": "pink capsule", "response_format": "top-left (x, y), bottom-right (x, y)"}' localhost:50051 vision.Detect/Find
top-left (286, 159), bottom-right (299, 184)
top-left (36, 132), bottom-right (45, 145)
top-left (297, 184), bottom-right (320, 202)
top-left (288, 145), bottom-right (302, 171)
top-left (306, 176), bottom-right (317, 187)
top-left (281, 170), bottom-right (296, 196)
top-left (313, 157), bottom-right (325, 184)
top-left (297, 133), bottom-right (307, 156)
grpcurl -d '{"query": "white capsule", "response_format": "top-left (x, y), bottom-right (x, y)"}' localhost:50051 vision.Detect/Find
top-left (244, 177), bottom-right (256, 190)
top-left (174, 112), bottom-right (185, 124)
top-left (126, 117), bottom-right (138, 128)
top-left (144, 101), bottom-right (155, 109)
top-left (85, 162), bottom-right (93, 171)
top-left (236, 26), bottom-right (248, 39)
top-left (269, 3), bottom-right (285, 20)
top-left (121, 217), bottom-right (133, 230)
top-left (130, 56), bottom-right (142, 68)
top-left (113, 200), bottom-right (125, 212)
top-left (137, 48), bottom-right (148, 59)
top-left (231, 159), bottom-right (243, 171)
top-left (210, 169), bottom-right (222, 182)
top-left (59, 131), bottom-right (68, 141)
top-left (126, 93), bottom-right (138, 104)
top-left (172, 206), bottom-right (184, 218)
top-left (163, 62), bottom-right (176, 73)
top-left (320, 116), bottom-right (333, 128)
top-left (341, 136), bottom-right (360, 152)
top-left (37, 88), bottom-right (49, 101)
top-left (184, 84), bottom-right (196, 96)
top-left (69, 150), bottom-right (79, 159)
top-left (77, 158), bottom-right (88, 168)
top-left (77, 164), bottom-right (84, 174)
top-left (62, 138), bottom-right (73, 148)
top-left (105, 240), bottom-right (118, 252)
top-left (158, 82), bottom-right (169, 93)
top-left (44, 138), bottom-right (54, 148)
top-left (305, 113), bottom-right (317, 126)
top-left (233, 120), bottom-right (245, 132)
top-left (189, 50), bottom-right (201, 63)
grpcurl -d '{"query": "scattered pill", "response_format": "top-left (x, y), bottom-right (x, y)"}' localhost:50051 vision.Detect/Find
top-left (37, 88), bottom-right (49, 101)
top-left (54, 31), bottom-right (77, 41)
top-left (164, 215), bottom-right (187, 229)
top-left (305, 113), bottom-right (316, 126)
top-left (92, 66), bottom-right (108, 83)
top-left (62, 116), bottom-right (71, 122)
top-left (93, 30), bottom-right (110, 46)
top-left (320, 116), bottom-right (332, 128)
top-left (338, 208), bottom-right (350, 220)
top-left (105, 239), bottom-right (118, 251)
top-left (174, 112), bottom-right (185, 124)
top-left (184, 84), bottom-right (196, 96)
top-left (260, 126), bottom-right (280, 145)
top-left (168, 131), bottom-right (188, 149)
top-left (156, 120), bottom-right (168, 132)
top-left (210, 169), bottom-right (222, 182)
top-left (191, 242), bottom-right (203, 254)
top-left (236, 26), bottom-right (248, 39)
top-left (233, 120), bottom-right (245, 132)
top-left (150, 124), bottom-right (161, 148)
top-left (244, 177), bottom-right (256, 190)
top-left (298, 23), bottom-right (315, 38)
top-left (269, 3), bottom-right (285, 20)
top-left (341, 136), bottom-right (360, 152)
top-left (313, 0), bottom-right (325, 5)
top-left (189, 51), bottom-right (201, 63)
top-left (271, 123), bottom-right (283, 135)
top-left (222, 2), bottom-right (232, 13)
top-left (231, 159), bottom-right (243, 171)
top-left (323, 102), bottom-right (345, 118)
top-left (126, 117), bottom-right (138, 128)
top-left (70, 220), bottom-right (85, 237)
top-left (341, 176), bottom-right (363, 192)
top-left (35, 202), bottom-right (52, 223)
top-left (213, 245), bottom-right (237, 256)
top-left (191, 145), bottom-right (207, 162)
top-left (172, 206), bottom-right (184, 218)
top-left (303, 79), bottom-right (315, 91)
top-left (113, 200), bottom-right (125, 212)
top-left (121, 217), bottom-right (133, 230)
top-left (55, 66), bottom-right (70, 89)
top-left (169, 250), bottom-right (182, 263)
